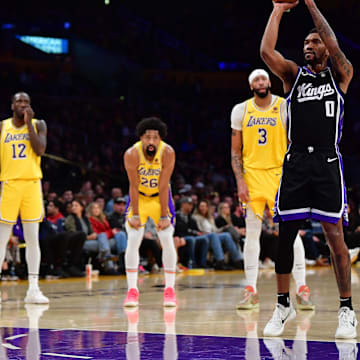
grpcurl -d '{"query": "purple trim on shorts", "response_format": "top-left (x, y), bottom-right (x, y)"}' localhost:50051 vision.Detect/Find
top-left (168, 188), bottom-right (176, 226)
top-left (312, 213), bottom-right (341, 224)
top-left (125, 195), bottom-right (131, 220)
top-left (274, 212), bottom-right (311, 223)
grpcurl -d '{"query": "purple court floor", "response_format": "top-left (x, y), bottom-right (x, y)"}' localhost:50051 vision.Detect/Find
top-left (0, 327), bottom-right (358, 359)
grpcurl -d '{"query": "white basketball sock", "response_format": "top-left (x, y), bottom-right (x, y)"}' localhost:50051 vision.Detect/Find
top-left (244, 207), bottom-right (262, 293)
top-left (125, 223), bottom-right (144, 290)
top-left (292, 233), bottom-right (306, 293)
top-left (23, 223), bottom-right (41, 290)
top-left (0, 223), bottom-right (13, 277)
top-left (158, 225), bottom-right (176, 289)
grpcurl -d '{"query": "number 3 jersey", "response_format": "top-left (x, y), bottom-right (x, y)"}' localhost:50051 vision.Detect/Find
top-left (287, 66), bottom-right (344, 148)
top-left (231, 95), bottom-right (288, 170)
top-left (0, 118), bottom-right (42, 181)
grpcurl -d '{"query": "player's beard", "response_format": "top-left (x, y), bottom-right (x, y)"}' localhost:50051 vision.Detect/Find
top-left (304, 52), bottom-right (319, 66)
top-left (146, 145), bottom-right (156, 157)
top-left (253, 86), bottom-right (270, 99)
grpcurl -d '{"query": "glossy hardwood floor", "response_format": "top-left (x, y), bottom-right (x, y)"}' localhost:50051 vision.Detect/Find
top-left (0, 265), bottom-right (359, 359)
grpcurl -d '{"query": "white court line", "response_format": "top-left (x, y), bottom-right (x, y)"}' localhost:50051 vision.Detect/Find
top-left (5, 333), bottom-right (28, 340)
top-left (42, 353), bottom-right (92, 359)
top-left (2, 343), bottom-right (21, 350)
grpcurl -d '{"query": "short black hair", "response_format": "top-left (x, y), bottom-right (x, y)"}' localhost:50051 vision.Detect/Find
top-left (308, 28), bottom-right (318, 36)
top-left (136, 117), bottom-right (168, 139)
top-left (48, 198), bottom-right (62, 210)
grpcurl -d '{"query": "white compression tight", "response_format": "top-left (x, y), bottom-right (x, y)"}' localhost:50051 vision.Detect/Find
top-left (243, 207), bottom-right (306, 293)
top-left (243, 207), bottom-right (262, 293)
top-left (157, 225), bottom-right (177, 289)
top-left (292, 233), bottom-right (306, 292)
top-left (125, 223), bottom-right (177, 290)
top-left (125, 223), bottom-right (145, 290)
top-left (0, 222), bottom-right (41, 289)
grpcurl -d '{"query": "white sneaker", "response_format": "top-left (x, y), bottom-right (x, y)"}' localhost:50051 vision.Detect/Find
top-left (24, 288), bottom-right (49, 304)
top-left (335, 307), bottom-right (357, 339)
top-left (336, 339), bottom-right (358, 360)
top-left (349, 248), bottom-right (360, 264)
top-left (263, 338), bottom-right (286, 360)
top-left (263, 303), bottom-right (296, 337)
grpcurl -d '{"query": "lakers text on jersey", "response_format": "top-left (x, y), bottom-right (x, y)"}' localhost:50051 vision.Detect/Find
top-left (231, 95), bottom-right (288, 217)
top-left (126, 140), bottom-right (175, 227)
top-left (0, 118), bottom-right (44, 223)
top-left (0, 118), bottom-right (42, 181)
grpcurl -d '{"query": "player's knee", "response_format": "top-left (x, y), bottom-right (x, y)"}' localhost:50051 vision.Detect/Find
top-left (158, 225), bottom-right (174, 239)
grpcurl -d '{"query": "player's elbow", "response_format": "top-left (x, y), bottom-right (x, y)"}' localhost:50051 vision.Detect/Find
top-left (260, 47), bottom-right (272, 63)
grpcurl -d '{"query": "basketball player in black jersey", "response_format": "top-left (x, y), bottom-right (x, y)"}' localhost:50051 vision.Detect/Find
top-left (260, 0), bottom-right (356, 339)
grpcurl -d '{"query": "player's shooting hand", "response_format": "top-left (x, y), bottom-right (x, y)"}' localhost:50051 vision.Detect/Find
top-left (237, 179), bottom-right (250, 203)
top-left (129, 216), bottom-right (141, 230)
top-left (157, 218), bottom-right (171, 231)
top-left (24, 106), bottom-right (34, 124)
top-left (273, 1), bottom-right (299, 12)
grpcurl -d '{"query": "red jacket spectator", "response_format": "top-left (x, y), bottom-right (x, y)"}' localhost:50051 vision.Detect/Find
top-left (89, 216), bottom-right (114, 239)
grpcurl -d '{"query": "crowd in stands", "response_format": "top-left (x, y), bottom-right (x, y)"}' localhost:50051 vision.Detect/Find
top-left (1, 0), bottom-right (360, 280)
top-left (2, 180), bottom-right (360, 281)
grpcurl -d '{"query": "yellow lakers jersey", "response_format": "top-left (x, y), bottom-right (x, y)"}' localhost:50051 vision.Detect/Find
top-left (231, 96), bottom-right (288, 170)
top-left (135, 140), bottom-right (166, 196)
top-left (0, 118), bottom-right (42, 181)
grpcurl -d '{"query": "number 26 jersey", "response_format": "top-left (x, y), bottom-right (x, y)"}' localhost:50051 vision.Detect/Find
top-left (135, 140), bottom-right (165, 196)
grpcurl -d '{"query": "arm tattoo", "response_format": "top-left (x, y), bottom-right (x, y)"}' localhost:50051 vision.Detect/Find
top-left (231, 150), bottom-right (244, 183)
top-left (308, 5), bottom-right (336, 43)
top-left (332, 51), bottom-right (352, 77)
top-left (308, 4), bottom-right (352, 78)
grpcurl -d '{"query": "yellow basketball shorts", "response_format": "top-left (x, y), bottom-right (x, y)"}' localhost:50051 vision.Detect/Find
top-left (243, 167), bottom-right (282, 219)
top-left (0, 179), bottom-right (44, 224)
top-left (126, 193), bottom-right (175, 227)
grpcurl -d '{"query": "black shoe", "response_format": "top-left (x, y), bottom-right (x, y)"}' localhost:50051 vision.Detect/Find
top-left (214, 260), bottom-right (233, 271)
top-left (233, 260), bottom-right (244, 270)
top-left (67, 266), bottom-right (85, 277)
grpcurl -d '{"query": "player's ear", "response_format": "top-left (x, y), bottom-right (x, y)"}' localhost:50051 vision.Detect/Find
top-left (11, 103), bottom-right (14, 111)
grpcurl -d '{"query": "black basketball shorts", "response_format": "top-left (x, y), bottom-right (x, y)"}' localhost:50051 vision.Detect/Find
top-left (273, 146), bottom-right (348, 225)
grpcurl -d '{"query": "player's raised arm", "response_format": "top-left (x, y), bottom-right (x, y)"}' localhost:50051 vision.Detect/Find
top-left (260, 2), bottom-right (299, 92)
top-left (305, 0), bottom-right (353, 92)
top-left (124, 147), bottom-right (141, 229)
top-left (158, 145), bottom-right (175, 230)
